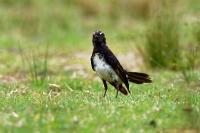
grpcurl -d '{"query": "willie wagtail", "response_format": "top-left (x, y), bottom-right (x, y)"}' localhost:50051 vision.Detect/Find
top-left (91, 31), bottom-right (152, 98)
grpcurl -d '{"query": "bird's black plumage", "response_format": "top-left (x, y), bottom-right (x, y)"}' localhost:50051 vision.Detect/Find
top-left (91, 31), bottom-right (152, 98)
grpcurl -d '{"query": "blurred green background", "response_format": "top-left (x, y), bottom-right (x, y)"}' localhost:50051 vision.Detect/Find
top-left (0, 0), bottom-right (199, 70)
top-left (0, 0), bottom-right (198, 50)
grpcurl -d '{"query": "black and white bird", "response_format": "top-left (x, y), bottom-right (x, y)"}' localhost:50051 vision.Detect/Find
top-left (90, 31), bottom-right (152, 98)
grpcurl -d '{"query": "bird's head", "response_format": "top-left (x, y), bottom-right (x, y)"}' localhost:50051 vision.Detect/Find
top-left (92, 31), bottom-right (106, 46)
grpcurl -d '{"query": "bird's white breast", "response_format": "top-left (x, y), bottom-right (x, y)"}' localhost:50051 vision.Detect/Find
top-left (93, 53), bottom-right (122, 83)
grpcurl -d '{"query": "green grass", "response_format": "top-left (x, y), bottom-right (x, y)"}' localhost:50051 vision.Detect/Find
top-left (146, 16), bottom-right (180, 69)
top-left (0, 0), bottom-right (200, 132)
top-left (0, 72), bottom-right (199, 133)
top-left (141, 2), bottom-right (180, 70)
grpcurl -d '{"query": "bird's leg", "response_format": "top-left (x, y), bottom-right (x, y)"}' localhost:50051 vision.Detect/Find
top-left (102, 79), bottom-right (108, 97)
top-left (115, 83), bottom-right (119, 98)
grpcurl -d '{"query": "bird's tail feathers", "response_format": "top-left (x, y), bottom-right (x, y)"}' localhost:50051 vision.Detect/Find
top-left (127, 72), bottom-right (152, 84)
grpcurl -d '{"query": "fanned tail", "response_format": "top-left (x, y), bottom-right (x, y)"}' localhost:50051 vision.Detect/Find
top-left (127, 72), bottom-right (152, 84)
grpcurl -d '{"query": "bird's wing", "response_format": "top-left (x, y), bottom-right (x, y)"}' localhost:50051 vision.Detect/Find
top-left (90, 56), bottom-right (95, 71)
top-left (105, 54), bottom-right (129, 89)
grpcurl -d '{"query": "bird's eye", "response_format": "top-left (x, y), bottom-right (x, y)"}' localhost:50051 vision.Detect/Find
top-left (99, 32), bottom-right (104, 37)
